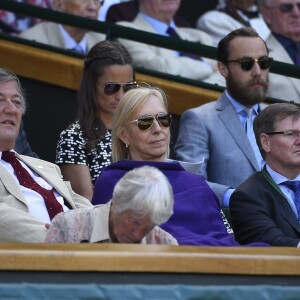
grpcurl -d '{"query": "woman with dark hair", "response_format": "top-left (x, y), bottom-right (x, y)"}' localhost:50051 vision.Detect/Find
top-left (56, 39), bottom-right (137, 200)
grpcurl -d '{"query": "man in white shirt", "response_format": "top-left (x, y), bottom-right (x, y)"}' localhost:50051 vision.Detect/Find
top-left (0, 67), bottom-right (91, 242)
top-left (20, 0), bottom-right (106, 53)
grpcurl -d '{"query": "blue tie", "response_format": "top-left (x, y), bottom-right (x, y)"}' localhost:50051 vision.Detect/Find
top-left (282, 181), bottom-right (300, 221)
top-left (72, 44), bottom-right (84, 53)
top-left (244, 108), bottom-right (262, 168)
top-left (166, 26), bottom-right (202, 60)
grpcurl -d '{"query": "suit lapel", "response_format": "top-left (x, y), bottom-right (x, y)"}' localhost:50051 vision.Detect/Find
top-left (267, 34), bottom-right (300, 96)
top-left (216, 94), bottom-right (259, 170)
top-left (261, 169), bottom-right (300, 233)
top-left (46, 23), bottom-right (68, 48)
top-left (0, 164), bottom-right (27, 205)
top-left (17, 155), bottom-right (74, 206)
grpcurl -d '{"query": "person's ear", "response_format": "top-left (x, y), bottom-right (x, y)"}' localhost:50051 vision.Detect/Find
top-left (260, 6), bottom-right (271, 26)
top-left (260, 133), bottom-right (270, 154)
top-left (118, 129), bottom-right (130, 146)
top-left (218, 61), bottom-right (229, 78)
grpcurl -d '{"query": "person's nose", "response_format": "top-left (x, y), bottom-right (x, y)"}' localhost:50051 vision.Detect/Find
top-left (151, 118), bottom-right (162, 132)
top-left (3, 100), bottom-right (19, 114)
top-left (291, 3), bottom-right (300, 16)
top-left (251, 61), bottom-right (262, 77)
top-left (115, 87), bottom-right (125, 101)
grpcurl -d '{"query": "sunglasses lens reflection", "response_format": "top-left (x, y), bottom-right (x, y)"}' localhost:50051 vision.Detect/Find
top-left (104, 84), bottom-right (120, 95)
top-left (137, 114), bottom-right (172, 131)
top-left (240, 58), bottom-right (272, 71)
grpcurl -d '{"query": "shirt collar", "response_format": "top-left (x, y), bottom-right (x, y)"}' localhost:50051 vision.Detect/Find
top-left (266, 164), bottom-right (300, 184)
top-left (139, 12), bottom-right (176, 36)
top-left (225, 90), bottom-right (259, 115)
top-left (90, 201), bottom-right (112, 243)
top-left (58, 24), bottom-right (87, 52)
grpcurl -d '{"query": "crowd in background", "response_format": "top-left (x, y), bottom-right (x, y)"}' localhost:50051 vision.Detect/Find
top-left (0, 0), bottom-right (300, 247)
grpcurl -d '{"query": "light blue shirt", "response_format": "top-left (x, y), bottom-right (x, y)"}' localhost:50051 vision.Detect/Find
top-left (139, 12), bottom-right (180, 56)
top-left (58, 24), bottom-right (87, 53)
top-left (223, 90), bottom-right (262, 207)
top-left (266, 164), bottom-right (300, 218)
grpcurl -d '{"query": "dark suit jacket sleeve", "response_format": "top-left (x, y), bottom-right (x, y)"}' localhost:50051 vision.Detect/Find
top-left (230, 173), bottom-right (300, 247)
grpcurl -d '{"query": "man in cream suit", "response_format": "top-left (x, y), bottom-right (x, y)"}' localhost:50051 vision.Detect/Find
top-left (175, 28), bottom-right (270, 207)
top-left (0, 68), bottom-right (91, 242)
top-left (258, 0), bottom-right (300, 103)
top-left (117, 0), bottom-right (224, 84)
top-left (20, 0), bottom-right (106, 53)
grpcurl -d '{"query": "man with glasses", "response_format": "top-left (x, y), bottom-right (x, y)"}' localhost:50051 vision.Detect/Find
top-left (230, 103), bottom-right (300, 247)
top-left (20, 0), bottom-right (105, 53)
top-left (258, 0), bottom-right (300, 102)
top-left (175, 28), bottom-right (270, 207)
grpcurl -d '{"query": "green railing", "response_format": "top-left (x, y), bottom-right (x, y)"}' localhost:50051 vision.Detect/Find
top-left (0, 0), bottom-right (299, 104)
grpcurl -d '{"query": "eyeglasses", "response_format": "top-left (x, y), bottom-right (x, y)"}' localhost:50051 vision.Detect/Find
top-left (225, 57), bottom-right (273, 71)
top-left (97, 81), bottom-right (138, 95)
top-left (268, 3), bottom-right (300, 13)
top-left (80, 0), bottom-right (104, 5)
top-left (265, 130), bottom-right (300, 138)
top-left (129, 113), bottom-right (172, 131)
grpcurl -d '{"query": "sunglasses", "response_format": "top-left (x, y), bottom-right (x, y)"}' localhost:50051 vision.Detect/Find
top-left (98, 81), bottom-right (138, 95)
top-left (130, 113), bottom-right (172, 131)
top-left (225, 57), bottom-right (273, 71)
top-left (269, 3), bottom-right (300, 13)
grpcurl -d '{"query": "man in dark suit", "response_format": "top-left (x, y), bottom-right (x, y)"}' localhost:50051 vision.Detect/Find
top-left (230, 103), bottom-right (300, 247)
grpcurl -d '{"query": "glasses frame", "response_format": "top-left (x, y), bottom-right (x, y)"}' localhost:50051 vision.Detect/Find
top-left (129, 112), bottom-right (172, 131)
top-left (225, 57), bottom-right (273, 71)
top-left (265, 130), bottom-right (300, 138)
top-left (97, 81), bottom-right (138, 95)
top-left (267, 3), bottom-right (300, 13)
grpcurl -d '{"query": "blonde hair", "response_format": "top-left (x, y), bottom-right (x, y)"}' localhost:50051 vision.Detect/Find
top-left (112, 86), bottom-right (170, 162)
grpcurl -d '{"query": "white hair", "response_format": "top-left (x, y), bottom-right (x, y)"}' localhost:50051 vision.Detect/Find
top-left (111, 165), bottom-right (174, 225)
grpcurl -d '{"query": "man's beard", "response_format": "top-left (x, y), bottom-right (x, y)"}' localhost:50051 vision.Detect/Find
top-left (226, 74), bottom-right (268, 106)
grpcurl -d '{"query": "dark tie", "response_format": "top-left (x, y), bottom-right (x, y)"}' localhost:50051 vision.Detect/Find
top-left (295, 43), bottom-right (300, 66)
top-left (282, 180), bottom-right (300, 221)
top-left (166, 26), bottom-right (202, 60)
top-left (2, 151), bottom-right (63, 220)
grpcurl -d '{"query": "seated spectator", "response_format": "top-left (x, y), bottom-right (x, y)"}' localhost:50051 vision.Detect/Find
top-left (91, 86), bottom-right (267, 246)
top-left (175, 28), bottom-right (269, 206)
top-left (105, 0), bottom-right (191, 27)
top-left (0, 67), bottom-right (91, 242)
top-left (14, 119), bottom-right (38, 157)
top-left (197, 0), bottom-right (270, 46)
top-left (116, 0), bottom-right (224, 84)
top-left (0, 0), bottom-right (53, 35)
top-left (19, 0), bottom-right (105, 53)
top-left (230, 103), bottom-right (300, 247)
top-left (257, 0), bottom-right (300, 103)
top-left (45, 165), bottom-right (178, 244)
top-left (56, 40), bottom-right (137, 201)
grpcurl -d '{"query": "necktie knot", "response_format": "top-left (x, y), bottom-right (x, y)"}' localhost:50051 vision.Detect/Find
top-left (72, 44), bottom-right (84, 53)
top-left (166, 26), bottom-right (179, 38)
top-left (2, 151), bottom-right (16, 163)
top-left (282, 180), bottom-right (300, 193)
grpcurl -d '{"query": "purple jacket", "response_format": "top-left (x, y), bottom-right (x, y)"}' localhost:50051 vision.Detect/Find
top-left (92, 160), bottom-right (259, 246)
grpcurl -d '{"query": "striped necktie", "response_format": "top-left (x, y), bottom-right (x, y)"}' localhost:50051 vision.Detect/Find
top-left (2, 151), bottom-right (63, 220)
top-left (282, 181), bottom-right (300, 221)
top-left (244, 108), bottom-right (262, 167)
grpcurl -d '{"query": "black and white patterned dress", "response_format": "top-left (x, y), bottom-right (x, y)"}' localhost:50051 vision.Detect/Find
top-left (56, 121), bottom-right (112, 185)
